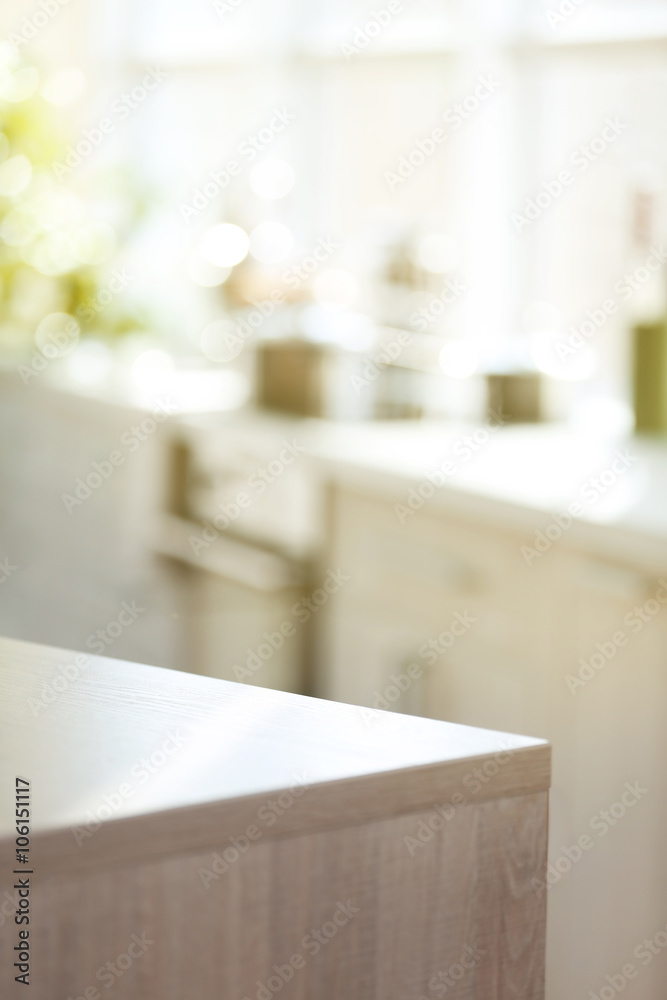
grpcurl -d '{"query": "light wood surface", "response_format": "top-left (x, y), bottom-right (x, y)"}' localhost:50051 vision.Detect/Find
top-left (0, 635), bottom-right (549, 876)
top-left (25, 793), bottom-right (547, 1000)
top-left (0, 636), bottom-right (550, 998)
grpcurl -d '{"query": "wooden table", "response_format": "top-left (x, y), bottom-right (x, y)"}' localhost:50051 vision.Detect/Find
top-left (0, 636), bottom-right (550, 999)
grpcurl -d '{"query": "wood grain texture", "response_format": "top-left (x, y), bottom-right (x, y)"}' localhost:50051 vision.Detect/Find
top-left (0, 636), bottom-right (549, 877)
top-left (1, 792), bottom-right (547, 1000)
top-left (0, 636), bottom-right (549, 998)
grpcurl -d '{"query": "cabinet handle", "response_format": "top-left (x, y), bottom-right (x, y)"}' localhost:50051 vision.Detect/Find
top-left (152, 514), bottom-right (305, 593)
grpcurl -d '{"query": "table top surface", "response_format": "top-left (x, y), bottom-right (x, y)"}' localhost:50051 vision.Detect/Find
top-left (0, 636), bottom-right (549, 871)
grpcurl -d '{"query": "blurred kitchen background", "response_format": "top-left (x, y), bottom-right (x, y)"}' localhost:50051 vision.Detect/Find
top-left (2, 1), bottom-right (667, 998)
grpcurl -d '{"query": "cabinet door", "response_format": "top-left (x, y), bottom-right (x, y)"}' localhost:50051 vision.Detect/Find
top-left (321, 484), bottom-right (550, 737)
top-left (0, 377), bottom-right (180, 668)
top-left (323, 605), bottom-right (429, 712)
top-left (542, 547), bottom-right (667, 1000)
top-left (322, 480), bottom-right (667, 1000)
top-left (189, 570), bottom-right (308, 694)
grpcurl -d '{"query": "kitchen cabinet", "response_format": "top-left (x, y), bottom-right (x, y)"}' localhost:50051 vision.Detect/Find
top-left (4, 370), bottom-right (667, 998)
top-left (186, 570), bottom-right (310, 693)
top-left (151, 417), bottom-right (320, 692)
top-left (543, 548), bottom-right (667, 999)
top-left (320, 484), bottom-right (551, 737)
top-left (320, 481), bottom-right (667, 1000)
top-left (0, 634), bottom-right (550, 1000)
top-left (0, 373), bottom-right (184, 670)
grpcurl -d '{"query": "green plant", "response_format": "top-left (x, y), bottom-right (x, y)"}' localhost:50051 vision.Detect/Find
top-left (0, 45), bottom-right (152, 357)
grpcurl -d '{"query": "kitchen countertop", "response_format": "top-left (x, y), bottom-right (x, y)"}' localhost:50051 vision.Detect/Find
top-left (0, 634), bottom-right (548, 875)
top-left (177, 407), bottom-right (667, 570)
top-left (14, 367), bottom-right (667, 570)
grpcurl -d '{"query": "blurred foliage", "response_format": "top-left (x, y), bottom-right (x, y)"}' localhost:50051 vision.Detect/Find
top-left (0, 44), bottom-right (153, 357)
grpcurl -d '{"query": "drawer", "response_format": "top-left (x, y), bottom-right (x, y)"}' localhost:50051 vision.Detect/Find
top-left (169, 427), bottom-right (322, 559)
top-left (329, 485), bottom-right (538, 626)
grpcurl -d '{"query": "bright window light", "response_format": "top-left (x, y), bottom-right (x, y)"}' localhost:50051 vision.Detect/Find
top-left (200, 224), bottom-right (249, 268)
